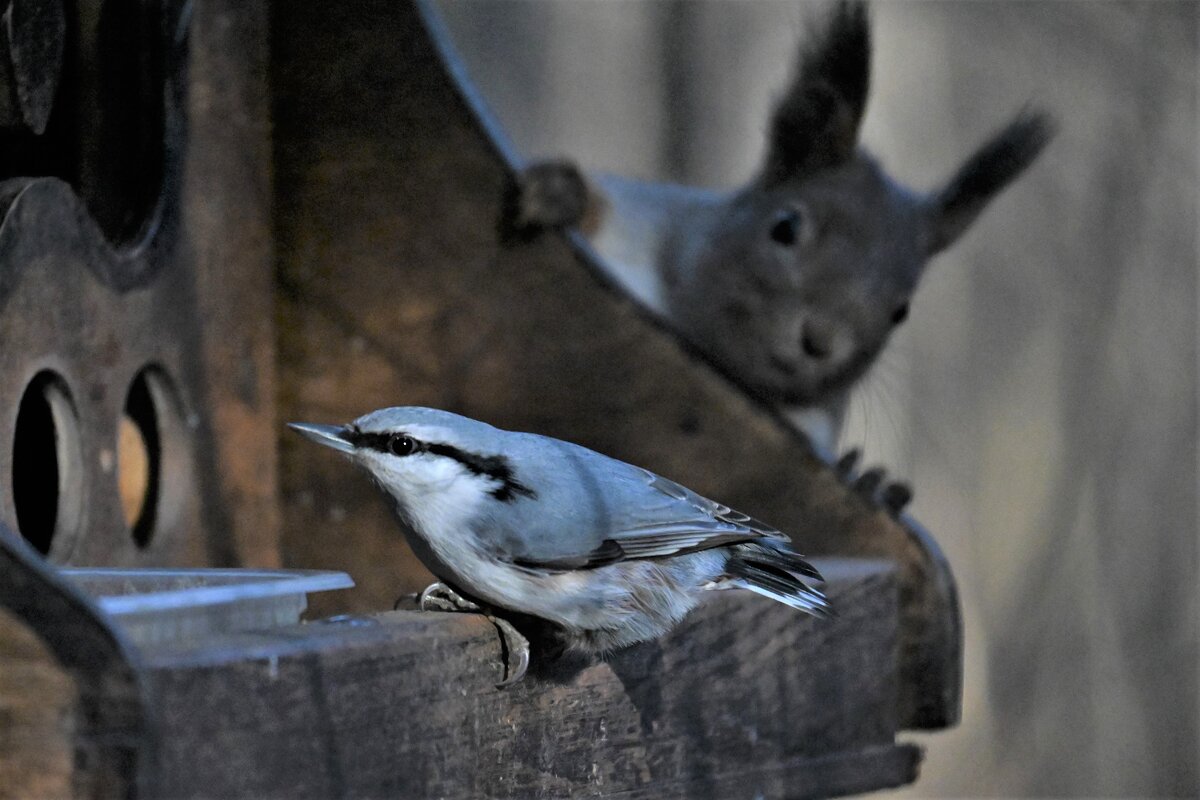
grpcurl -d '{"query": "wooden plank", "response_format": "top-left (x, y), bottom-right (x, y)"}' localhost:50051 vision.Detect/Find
top-left (0, 529), bottom-right (145, 799)
top-left (272, 0), bottom-right (959, 730)
top-left (621, 744), bottom-right (923, 800)
top-left (0, 607), bottom-right (77, 800)
top-left (139, 559), bottom-right (904, 799)
top-left (182, 0), bottom-right (280, 568)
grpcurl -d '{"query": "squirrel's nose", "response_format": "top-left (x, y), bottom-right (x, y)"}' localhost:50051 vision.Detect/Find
top-left (800, 321), bottom-right (835, 360)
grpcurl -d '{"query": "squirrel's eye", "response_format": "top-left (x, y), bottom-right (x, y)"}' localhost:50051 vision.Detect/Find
top-left (769, 204), bottom-right (813, 248)
top-left (769, 210), bottom-right (800, 246)
top-left (388, 434), bottom-right (417, 456)
top-left (891, 303), bottom-right (910, 325)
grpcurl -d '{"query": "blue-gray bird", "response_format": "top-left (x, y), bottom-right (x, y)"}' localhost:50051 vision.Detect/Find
top-left (289, 407), bottom-right (827, 686)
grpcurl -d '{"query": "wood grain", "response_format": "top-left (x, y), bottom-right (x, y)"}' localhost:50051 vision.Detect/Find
top-left (0, 608), bottom-right (76, 800)
top-left (141, 558), bottom-right (911, 799)
top-left (0, 529), bottom-right (146, 799)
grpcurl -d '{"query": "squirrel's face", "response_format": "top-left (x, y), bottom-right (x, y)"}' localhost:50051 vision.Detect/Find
top-left (656, 0), bottom-right (1051, 410)
top-left (665, 157), bottom-right (925, 407)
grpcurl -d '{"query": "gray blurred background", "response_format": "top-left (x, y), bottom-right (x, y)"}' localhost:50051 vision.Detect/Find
top-left (433, 1), bottom-right (1197, 796)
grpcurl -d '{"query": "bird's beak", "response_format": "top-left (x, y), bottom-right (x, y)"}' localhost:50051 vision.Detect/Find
top-left (287, 422), bottom-right (355, 454)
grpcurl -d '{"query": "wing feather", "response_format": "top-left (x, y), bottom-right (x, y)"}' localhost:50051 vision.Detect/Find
top-left (504, 462), bottom-right (792, 571)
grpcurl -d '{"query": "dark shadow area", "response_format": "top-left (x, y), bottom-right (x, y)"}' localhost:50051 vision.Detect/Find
top-left (12, 370), bottom-right (78, 555)
top-left (0, 0), bottom-right (166, 246)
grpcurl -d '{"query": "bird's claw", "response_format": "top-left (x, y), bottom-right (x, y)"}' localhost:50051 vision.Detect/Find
top-left (416, 582), bottom-right (530, 688)
top-left (486, 615), bottom-right (531, 689)
top-left (834, 448), bottom-right (913, 516)
top-left (418, 581), bottom-right (481, 613)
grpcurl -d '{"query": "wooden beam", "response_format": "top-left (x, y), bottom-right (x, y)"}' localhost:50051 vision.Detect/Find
top-left (138, 559), bottom-right (911, 799)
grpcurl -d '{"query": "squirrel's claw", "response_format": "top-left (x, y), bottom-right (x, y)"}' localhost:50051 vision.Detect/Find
top-left (835, 448), bottom-right (861, 480)
top-left (853, 467), bottom-right (885, 497)
top-left (880, 482), bottom-right (914, 515)
top-left (834, 449), bottom-right (914, 517)
top-left (510, 160), bottom-right (589, 232)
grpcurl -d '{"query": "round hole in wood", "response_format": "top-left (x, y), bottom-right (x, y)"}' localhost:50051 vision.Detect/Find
top-left (12, 371), bottom-right (83, 555)
top-left (120, 367), bottom-right (169, 548)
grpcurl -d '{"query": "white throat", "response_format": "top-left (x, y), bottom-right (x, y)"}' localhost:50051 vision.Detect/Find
top-left (375, 456), bottom-right (488, 541)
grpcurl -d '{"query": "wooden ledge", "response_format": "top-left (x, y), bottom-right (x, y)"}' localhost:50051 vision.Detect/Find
top-left (136, 558), bottom-right (914, 798)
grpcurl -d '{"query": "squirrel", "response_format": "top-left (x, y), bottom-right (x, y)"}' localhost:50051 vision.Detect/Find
top-left (509, 1), bottom-right (1053, 513)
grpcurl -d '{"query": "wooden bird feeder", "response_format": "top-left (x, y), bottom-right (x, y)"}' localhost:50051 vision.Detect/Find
top-left (0, 1), bottom-right (960, 797)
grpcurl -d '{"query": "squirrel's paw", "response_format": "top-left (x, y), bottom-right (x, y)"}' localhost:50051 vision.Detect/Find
top-left (510, 159), bottom-right (589, 232)
top-left (834, 448), bottom-right (913, 517)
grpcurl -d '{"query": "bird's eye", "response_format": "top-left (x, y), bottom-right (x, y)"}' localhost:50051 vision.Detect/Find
top-left (388, 434), bottom-right (417, 456)
top-left (891, 303), bottom-right (910, 325)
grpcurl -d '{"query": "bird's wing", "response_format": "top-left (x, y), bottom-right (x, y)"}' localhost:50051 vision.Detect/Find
top-left (504, 454), bottom-right (791, 571)
top-left (606, 468), bottom-right (791, 558)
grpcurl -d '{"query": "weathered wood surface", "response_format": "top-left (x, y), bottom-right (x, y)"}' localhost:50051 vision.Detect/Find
top-left (141, 558), bottom-right (916, 799)
top-left (273, 0), bottom-right (959, 730)
top-left (0, 607), bottom-right (76, 800)
top-left (0, 0), bottom-right (277, 568)
top-left (0, 534), bottom-right (920, 799)
top-left (0, 528), bottom-right (144, 799)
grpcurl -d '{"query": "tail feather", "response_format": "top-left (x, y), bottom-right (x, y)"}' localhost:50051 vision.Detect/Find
top-left (735, 541), bottom-right (824, 580)
top-left (725, 545), bottom-right (830, 618)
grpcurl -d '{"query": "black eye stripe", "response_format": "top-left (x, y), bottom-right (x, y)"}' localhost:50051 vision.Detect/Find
top-left (341, 427), bottom-right (537, 503)
top-left (342, 427), bottom-right (405, 453)
top-left (425, 443), bottom-right (537, 502)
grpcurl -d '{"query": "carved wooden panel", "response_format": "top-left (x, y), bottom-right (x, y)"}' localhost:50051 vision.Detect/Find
top-left (0, 0), bottom-right (277, 568)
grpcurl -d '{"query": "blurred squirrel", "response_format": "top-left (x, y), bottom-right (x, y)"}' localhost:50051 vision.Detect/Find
top-left (511, 1), bottom-right (1052, 511)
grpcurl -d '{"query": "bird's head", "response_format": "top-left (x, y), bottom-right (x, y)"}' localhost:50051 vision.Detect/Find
top-left (288, 407), bottom-right (535, 517)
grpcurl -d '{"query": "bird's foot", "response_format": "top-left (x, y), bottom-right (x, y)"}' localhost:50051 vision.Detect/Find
top-left (416, 582), bottom-right (531, 689)
top-left (418, 581), bottom-right (481, 613)
top-left (487, 616), bottom-right (531, 689)
top-left (834, 448), bottom-right (913, 517)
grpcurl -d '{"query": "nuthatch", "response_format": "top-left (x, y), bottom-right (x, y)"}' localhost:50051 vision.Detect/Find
top-left (290, 407), bottom-right (827, 686)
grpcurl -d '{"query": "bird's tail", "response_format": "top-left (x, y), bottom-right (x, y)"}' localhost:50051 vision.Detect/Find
top-left (723, 542), bottom-right (830, 616)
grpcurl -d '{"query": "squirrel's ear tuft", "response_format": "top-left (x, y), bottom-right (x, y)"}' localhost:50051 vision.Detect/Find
top-left (762, 0), bottom-right (871, 185)
top-left (922, 110), bottom-right (1056, 255)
